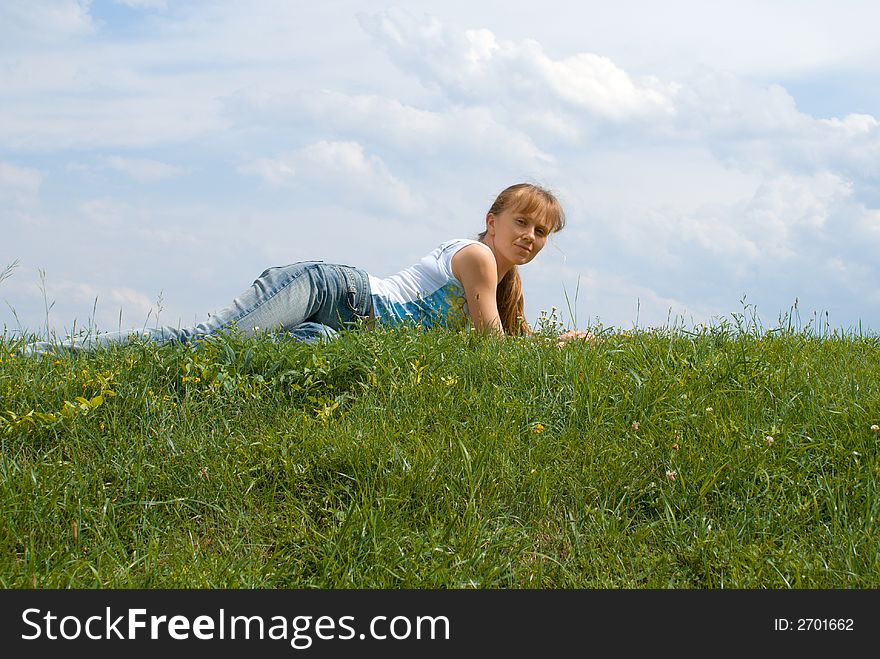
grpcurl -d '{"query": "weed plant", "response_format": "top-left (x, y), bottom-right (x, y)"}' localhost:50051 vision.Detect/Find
top-left (1, 310), bottom-right (878, 588)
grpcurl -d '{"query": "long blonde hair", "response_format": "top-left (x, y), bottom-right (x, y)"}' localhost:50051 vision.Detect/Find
top-left (479, 183), bottom-right (566, 335)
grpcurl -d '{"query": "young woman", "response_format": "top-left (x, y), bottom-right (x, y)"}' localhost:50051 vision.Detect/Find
top-left (24, 182), bottom-right (588, 354)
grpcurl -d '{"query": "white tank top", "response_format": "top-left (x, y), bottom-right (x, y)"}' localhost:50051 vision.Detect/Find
top-left (368, 239), bottom-right (492, 327)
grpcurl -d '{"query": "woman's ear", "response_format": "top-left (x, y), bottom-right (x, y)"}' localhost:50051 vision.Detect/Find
top-left (485, 212), bottom-right (496, 235)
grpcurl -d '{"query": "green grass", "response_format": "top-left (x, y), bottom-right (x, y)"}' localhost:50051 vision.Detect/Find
top-left (1, 316), bottom-right (879, 588)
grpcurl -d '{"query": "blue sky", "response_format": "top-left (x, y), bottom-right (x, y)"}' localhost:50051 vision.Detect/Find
top-left (2, 0), bottom-right (879, 338)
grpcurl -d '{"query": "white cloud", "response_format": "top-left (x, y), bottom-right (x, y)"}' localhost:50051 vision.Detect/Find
top-left (55, 280), bottom-right (155, 318)
top-left (671, 172), bottom-right (854, 267)
top-left (76, 198), bottom-right (207, 250)
top-left (113, 0), bottom-right (168, 9)
top-left (0, 0), bottom-right (95, 47)
top-left (527, 261), bottom-right (713, 330)
top-left (355, 8), bottom-right (880, 204)
top-left (0, 161), bottom-right (44, 206)
top-left (637, 171), bottom-right (864, 268)
top-left (0, 87), bottom-right (229, 151)
top-left (0, 161), bottom-right (45, 228)
top-left (613, 171), bottom-right (877, 324)
top-left (227, 88), bottom-right (553, 167)
top-left (33, 279), bottom-right (158, 335)
top-left (441, 0), bottom-right (880, 81)
top-left (679, 76), bottom-right (880, 187)
top-left (820, 113), bottom-right (879, 138)
top-left (103, 156), bottom-right (188, 183)
top-left (241, 140), bottom-right (426, 216)
top-left (359, 9), bottom-right (678, 122)
top-left (529, 45), bottom-right (677, 119)
top-left (0, 271), bottom-right (159, 337)
top-left (78, 198), bottom-right (129, 228)
top-left (749, 172), bottom-right (847, 233)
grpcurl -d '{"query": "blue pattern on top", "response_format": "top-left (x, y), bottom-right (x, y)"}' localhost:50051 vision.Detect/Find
top-left (371, 283), bottom-right (467, 328)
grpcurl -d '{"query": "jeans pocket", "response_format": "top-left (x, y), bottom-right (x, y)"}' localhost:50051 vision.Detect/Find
top-left (337, 265), bottom-right (372, 319)
top-left (345, 290), bottom-right (373, 319)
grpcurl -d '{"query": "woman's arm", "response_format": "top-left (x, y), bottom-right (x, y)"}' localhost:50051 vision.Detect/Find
top-left (451, 244), bottom-right (504, 335)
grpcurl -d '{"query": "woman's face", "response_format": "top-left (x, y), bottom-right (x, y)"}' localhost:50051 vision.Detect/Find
top-left (486, 205), bottom-right (551, 267)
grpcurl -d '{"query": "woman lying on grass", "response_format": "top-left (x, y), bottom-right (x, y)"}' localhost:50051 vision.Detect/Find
top-left (24, 182), bottom-right (590, 354)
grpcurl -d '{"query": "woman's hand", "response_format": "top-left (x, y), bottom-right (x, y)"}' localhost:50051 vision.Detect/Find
top-left (557, 330), bottom-right (596, 347)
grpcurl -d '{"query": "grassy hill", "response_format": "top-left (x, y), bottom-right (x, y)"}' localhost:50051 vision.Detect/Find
top-left (2, 316), bottom-right (879, 588)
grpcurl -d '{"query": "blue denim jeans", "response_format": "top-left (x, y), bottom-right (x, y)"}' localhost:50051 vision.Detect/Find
top-left (23, 262), bottom-right (373, 354)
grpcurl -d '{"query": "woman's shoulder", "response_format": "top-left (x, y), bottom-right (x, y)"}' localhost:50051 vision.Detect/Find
top-left (448, 240), bottom-right (496, 283)
top-left (430, 239), bottom-right (494, 284)
top-left (435, 239), bottom-right (493, 269)
top-left (436, 238), bottom-right (492, 255)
